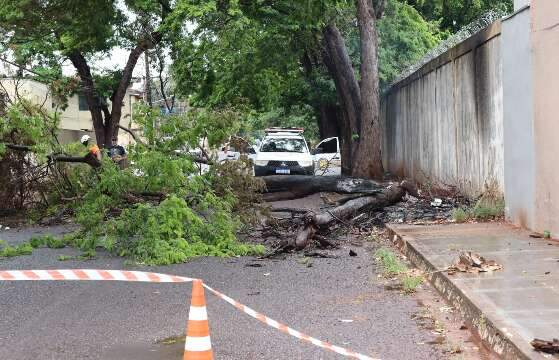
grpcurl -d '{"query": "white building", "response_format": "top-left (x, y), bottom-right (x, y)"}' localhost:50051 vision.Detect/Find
top-left (0, 77), bottom-right (144, 145)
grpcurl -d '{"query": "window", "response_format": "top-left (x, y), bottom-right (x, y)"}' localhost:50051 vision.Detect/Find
top-left (320, 138), bottom-right (338, 153)
top-left (78, 94), bottom-right (88, 111)
top-left (260, 138), bottom-right (306, 153)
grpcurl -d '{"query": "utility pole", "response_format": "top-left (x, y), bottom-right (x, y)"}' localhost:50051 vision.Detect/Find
top-left (144, 51), bottom-right (152, 107)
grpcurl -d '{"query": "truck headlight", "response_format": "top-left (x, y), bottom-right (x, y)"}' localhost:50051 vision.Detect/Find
top-left (298, 160), bottom-right (313, 167)
top-left (254, 160), bottom-right (268, 166)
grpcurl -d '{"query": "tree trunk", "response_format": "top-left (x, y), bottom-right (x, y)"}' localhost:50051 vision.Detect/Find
top-left (262, 175), bottom-right (382, 201)
top-left (68, 52), bottom-right (108, 148)
top-left (317, 103), bottom-right (340, 139)
top-left (293, 180), bottom-right (412, 250)
top-left (352, 0), bottom-right (384, 179)
top-left (110, 44), bottom-right (149, 143)
top-left (68, 2), bottom-right (166, 147)
top-left (322, 24), bottom-right (361, 173)
top-left (144, 51), bottom-right (152, 107)
top-left (322, 24), bottom-right (361, 138)
top-left (300, 51), bottom-right (341, 142)
top-left (320, 2), bottom-right (385, 179)
top-left (337, 109), bottom-right (354, 175)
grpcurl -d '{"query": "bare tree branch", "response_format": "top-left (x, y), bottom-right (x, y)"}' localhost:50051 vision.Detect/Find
top-left (118, 124), bottom-right (147, 146)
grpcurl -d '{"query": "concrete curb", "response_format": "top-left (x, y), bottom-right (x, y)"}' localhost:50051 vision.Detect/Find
top-left (386, 225), bottom-right (537, 360)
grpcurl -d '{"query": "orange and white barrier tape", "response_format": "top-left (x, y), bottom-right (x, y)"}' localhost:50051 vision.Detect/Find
top-left (0, 269), bottom-right (193, 282)
top-left (0, 269), bottom-right (377, 360)
top-left (202, 283), bottom-right (377, 360)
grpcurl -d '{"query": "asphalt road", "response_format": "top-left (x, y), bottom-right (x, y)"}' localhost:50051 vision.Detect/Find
top-left (0, 225), bottom-right (444, 360)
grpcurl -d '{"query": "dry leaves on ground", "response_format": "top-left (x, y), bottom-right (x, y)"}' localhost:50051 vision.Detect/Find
top-left (447, 251), bottom-right (503, 275)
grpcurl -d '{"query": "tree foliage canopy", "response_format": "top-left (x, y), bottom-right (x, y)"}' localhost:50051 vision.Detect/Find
top-left (170, 0), bottom-right (443, 141)
top-left (407, 0), bottom-right (513, 31)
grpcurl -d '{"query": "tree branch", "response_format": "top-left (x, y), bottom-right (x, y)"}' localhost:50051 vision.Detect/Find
top-left (373, 0), bottom-right (386, 19)
top-left (5, 143), bottom-right (31, 151)
top-left (118, 124), bottom-right (147, 146)
top-left (4, 143), bottom-right (101, 168)
top-left (68, 51), bottom-right (107, 147)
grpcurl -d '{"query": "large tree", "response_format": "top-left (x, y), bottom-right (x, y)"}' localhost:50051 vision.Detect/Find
top-left (0, 0), bottom-right (176, 148)
top-left (172, 0), bottom-right (440, 178)
top-left (320, 0), bottom-right (386, 178)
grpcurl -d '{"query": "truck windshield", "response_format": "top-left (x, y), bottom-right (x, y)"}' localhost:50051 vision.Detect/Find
top-left (260, 138), bottom-right (306, 153)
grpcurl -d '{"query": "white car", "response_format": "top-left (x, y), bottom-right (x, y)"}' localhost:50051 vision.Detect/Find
top-left (253, 128), bottom-right (342, 176)
top-left (253, 128), bottom-right (314, 176)
top-left (312, 137), bottom-right (342, 176)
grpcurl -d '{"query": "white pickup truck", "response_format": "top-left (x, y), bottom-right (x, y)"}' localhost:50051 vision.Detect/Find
top-left (253, 128), bottom-right (341, 176)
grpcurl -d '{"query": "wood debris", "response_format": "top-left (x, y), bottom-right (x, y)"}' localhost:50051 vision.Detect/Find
top-left (447, 251), bottom-right (503, 274)
top-left (531, 338), bottom-right (559, 353)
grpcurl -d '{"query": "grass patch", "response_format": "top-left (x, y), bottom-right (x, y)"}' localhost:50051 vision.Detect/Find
top-left (375, 247), bottom-right (424, 294)
top-left (57, 255), bottom-right (74, 261)
top-left (402, 275), bottom-right (423, 294)
top-left (473, 179), bottom-right (505, 220)
top-left (78, 249), bottom-right (97, 260)
top-left (452, 207), bottom-right (469, 223)
top-left (0, 241), bottom-right (33, 258)
top-left (452, 201), bottom-right (505, 223)
top-left (1, 234), bottom-right (72, 260)
top-left (375, 248), bottom-right (407, 275)
top-left (473, 201), bottom-right (504, 220)
top-left (29, 234), bottom-right (66, 249)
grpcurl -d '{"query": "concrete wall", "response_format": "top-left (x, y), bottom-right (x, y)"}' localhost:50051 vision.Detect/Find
top-left (514, 0), bottom-right (530, 11)
top-left (502, 7), bottom-right (534, 229)
top-left (531, 0), bottom-right (559, 235)
top-left (381, 22), bottom-right (504, 198)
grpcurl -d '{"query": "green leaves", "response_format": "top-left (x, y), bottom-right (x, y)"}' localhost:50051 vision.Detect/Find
top-left (62, 102), bottom-right (265, 265)
top-left (0, 0), bottom-right (121, 59)
top-left (97, 192), bottom-right (263, 265)
top-left (0, 100), bottom-right (59, 157)
top-left (408, 0), bottom-right (513, 32)
top-left (377, 0), bottom-right (443, 89)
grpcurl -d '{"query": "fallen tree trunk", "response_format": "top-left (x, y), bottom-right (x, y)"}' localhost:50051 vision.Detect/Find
top-left (262, 175), bottom-right (383, 201)
top-left (52, 153), bottom-right (102, 168)
top-left (292, 180), bottom-right (414, 250)
top-left (5, 143), bottom-right (101, 167)
top-left (4, 142), bottom-right (210, 167)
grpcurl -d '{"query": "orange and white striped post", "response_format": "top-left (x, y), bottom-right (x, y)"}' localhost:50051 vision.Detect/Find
top-left (184, 279), bottom-right (213, 360)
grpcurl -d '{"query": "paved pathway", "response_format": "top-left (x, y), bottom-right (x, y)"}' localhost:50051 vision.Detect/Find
top-left (389, 222), bottom-right (559, 359)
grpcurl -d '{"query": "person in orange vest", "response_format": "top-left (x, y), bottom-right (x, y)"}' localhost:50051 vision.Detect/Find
top-left (80, 135), bottom-right (102, 162)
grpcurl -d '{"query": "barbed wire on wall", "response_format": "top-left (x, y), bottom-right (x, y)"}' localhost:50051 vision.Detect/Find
top-left (389, 10), bottom-right (507, 88)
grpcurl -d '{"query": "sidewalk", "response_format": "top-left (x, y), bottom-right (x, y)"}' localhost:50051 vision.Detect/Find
top-left (387, 222), bottom-right (559, 360)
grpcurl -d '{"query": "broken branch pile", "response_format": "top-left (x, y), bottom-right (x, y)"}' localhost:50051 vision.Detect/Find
top-left (262, 176), bottom-right (417, 253)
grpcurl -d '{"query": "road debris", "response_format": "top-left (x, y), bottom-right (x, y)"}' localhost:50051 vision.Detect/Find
top-left (303, 251), bottom-right (339, 258)
top-left (338, 319), bottom-right (354, 323)
top-left (531, 338), bottom-right (559, 354)
top-left (430, 198), bottom-right (443, 207)
top-left (447, 252), bottom-right (503, 274)
top-left (245, 263), bottom-right (264, 267)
